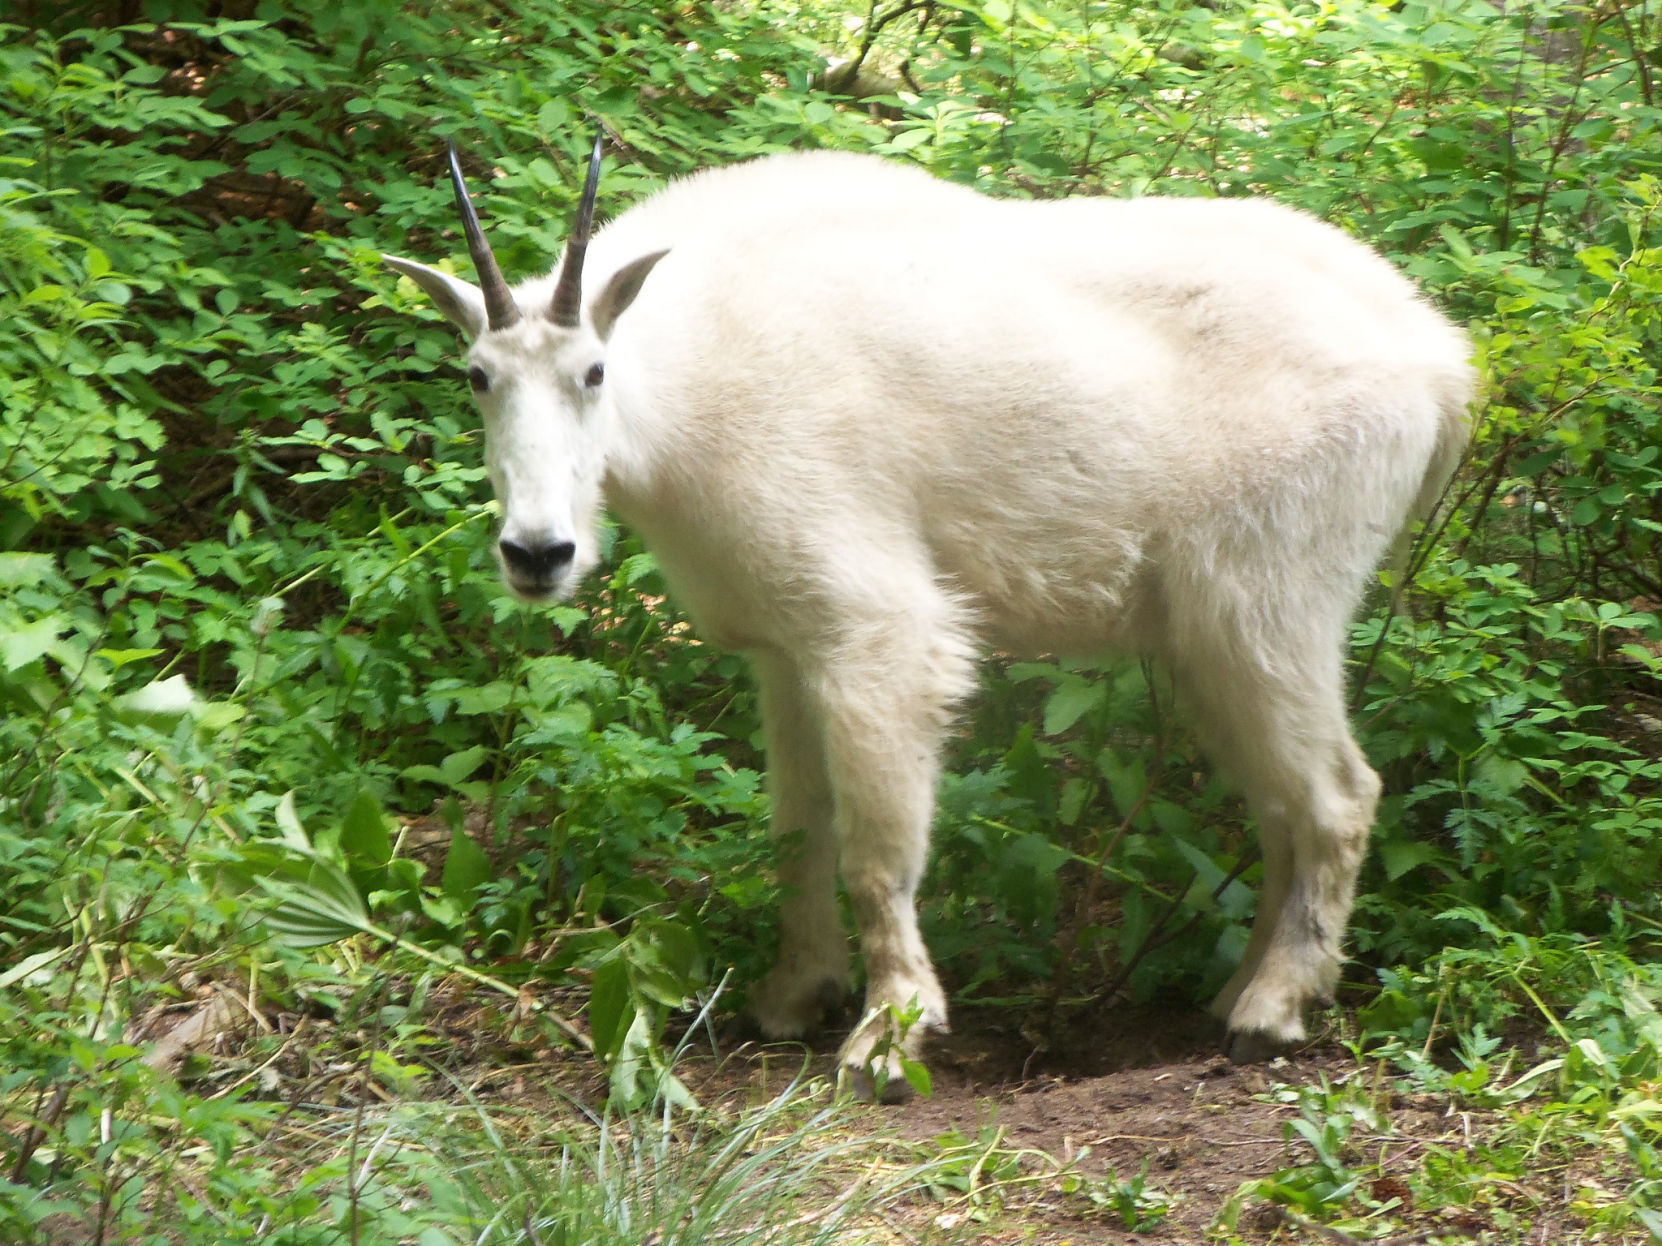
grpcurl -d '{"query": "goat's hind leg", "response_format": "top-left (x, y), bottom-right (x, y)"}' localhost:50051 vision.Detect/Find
top-left (1184, 657), bottom-right (1381, 1060)
top-left (749, 648), bottom-right (851, 1040)
top-left (1227, 728), bottom-right (1378, 1061)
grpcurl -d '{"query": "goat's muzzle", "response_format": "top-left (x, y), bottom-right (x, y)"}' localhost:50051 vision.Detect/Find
top-left (498, 536), bottom-right (576, 596)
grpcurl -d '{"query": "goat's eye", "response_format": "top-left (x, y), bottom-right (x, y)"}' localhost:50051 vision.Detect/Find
top-left (583, 362), bottom-right (605, 389)
top-left (467, 366), bottom-right (489, 393)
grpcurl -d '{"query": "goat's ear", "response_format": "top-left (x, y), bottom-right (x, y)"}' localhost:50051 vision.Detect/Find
top-left (382, 255), bottom-right (489, 340)
top-left (591, 249), bottom-right (670, 341)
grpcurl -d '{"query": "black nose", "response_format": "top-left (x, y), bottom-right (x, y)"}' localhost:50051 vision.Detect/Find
top-left (498, 537), bottom-right (576, 583)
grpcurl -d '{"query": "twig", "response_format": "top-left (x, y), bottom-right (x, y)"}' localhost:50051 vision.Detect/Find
top-left (1088, 1132), bottom-right (1284, 1147)
top-left (1098, 845), bottom-right (1261, 1004)
top-left (828, 0), bottom-right (928, 92)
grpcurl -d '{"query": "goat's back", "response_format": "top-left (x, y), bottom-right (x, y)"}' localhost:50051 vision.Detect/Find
top-left (567, 153), bottom-right (1473, 655)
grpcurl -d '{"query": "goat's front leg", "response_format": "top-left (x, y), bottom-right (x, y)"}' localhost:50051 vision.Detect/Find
top-left (749, 648), bottom-right (850, 1040)
top-left (815, 610), bottom-right (974, 1101)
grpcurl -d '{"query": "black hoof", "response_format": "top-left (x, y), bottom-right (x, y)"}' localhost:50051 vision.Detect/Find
top-left (1224, 1028), bottom-right (1291, 1064)
top-left (841, 1061), bottom-right (918, 1104)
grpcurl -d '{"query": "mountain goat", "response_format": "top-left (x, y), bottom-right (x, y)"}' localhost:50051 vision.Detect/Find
top-left (383, 139), bottom-right (1473, 1099)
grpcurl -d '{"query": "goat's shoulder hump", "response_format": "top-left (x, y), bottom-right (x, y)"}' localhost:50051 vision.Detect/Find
top-left (635, 150), bottom-right (969, 223)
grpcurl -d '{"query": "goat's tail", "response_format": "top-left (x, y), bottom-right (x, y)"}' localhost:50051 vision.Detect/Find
top-left (1411, 372), bottom-right (1476, 528)
top-left (1386, 368), bottom-right (1477, 592)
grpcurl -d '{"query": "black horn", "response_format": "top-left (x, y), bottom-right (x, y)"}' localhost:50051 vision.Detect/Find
top-left (446, 140), bottom-right (520, 331)
top-left (550, 131), bottom-right (605, 328)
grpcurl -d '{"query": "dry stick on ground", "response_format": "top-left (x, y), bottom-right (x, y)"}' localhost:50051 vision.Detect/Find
top-left (214, 1016), bottom-right (311, 1100)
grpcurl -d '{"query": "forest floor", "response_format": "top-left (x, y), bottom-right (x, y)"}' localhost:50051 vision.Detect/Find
top-left (432, 992), bottom-right (1588, 1245)
top-left (699, 1005), bottom-right (1334, 1245)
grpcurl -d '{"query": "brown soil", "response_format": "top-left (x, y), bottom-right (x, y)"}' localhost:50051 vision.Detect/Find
top-left (663, 1005), bottom-right (1438, 1245)
top-left (145, 977), bottom-right (1616, 1244)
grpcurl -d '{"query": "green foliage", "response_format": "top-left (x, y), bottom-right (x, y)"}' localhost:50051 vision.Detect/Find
top-left (1065, 1161), bottom-right (1177, 1231)
top-left (1216, 937), bottom-right (1662, 1240)
top-left (3, 0), bottom-right (1662, 1238)
top-left (917, 1115), bottom-right (1178, 1230)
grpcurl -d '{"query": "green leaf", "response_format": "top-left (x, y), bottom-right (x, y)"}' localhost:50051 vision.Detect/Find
top-left (588, 956), bottom-right (630, 1057)
top-left (1378, 838), bottom-right (1442, 882)
top-left (439, 745), bottom-right (489, 787)
top-left (610, 1008), bottom-right (656, 1108)
top-left (340, 789), bottom-right (393, 869)
top-left (254, 856), bottom-right (371, 949)
top-left (0, 553), bottom-right (57, 588)
top-left (440, 828), bottom-right (492, 901)
top-left (274, 791), bottom-right (310, 849)
top-left (114, 673), bottom-right (197, 724)
top-left (882, 127), bottom-right (933, 152)
top-left (1, 614), bottom-right (66, 672)
top-left (1171, 838), bottom-right (1235, 913)
top-left (902, 1056), bottom-right (934, 1098)
top-left (95, 647), bottom-right (164, 669)
top-left (1042, 678), bottom-right (1104, 736)
top-left (1098, 752), bottom-right (1147, 818)
top-left (1058, 775), bottom-right (1090, 826)
top-left (0, 946), bottom-right (73, 991)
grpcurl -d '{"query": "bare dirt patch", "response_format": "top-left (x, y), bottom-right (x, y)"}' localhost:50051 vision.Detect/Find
top-left (667, 1005), bottom-right (1371, 1243)
top-left (237, 980), bottom-right (1614, 1244)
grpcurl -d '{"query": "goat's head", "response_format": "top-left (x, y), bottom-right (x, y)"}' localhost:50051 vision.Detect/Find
top-left (383, 137), bottom-right (668, 601)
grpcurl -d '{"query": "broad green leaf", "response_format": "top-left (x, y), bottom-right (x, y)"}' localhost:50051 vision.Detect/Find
top-left (439, 745), bottom-right (489, 787)
top-left (0, 553), bottom-right (56, 588)
top-left (1, 614), bottom-right (65, 672)
top-left (0, 946), bottom-right (73, 991)
top-left (440, 828), bottom-right (492, 901)
top-left (253, 856), bottom-right (371, 949)
top-left (115, 673), bottom-right (197, 723)
top-left (274, 791), bottom-right (309, 849)
top-left (340, 789), bottom-right (393, 869)
top-left (902, 1056), bottom-right (933, 1098)
top-left (588, 957), bottom-right (630, 1057)
top-left (1042, 678), bottom-right (1104, 736)
top-left (1378, 838), bottom-right (1442, 882)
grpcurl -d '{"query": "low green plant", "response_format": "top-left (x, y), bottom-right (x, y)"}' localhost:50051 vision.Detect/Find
top-left (1066, 1160), bottom-right (1177, 1231)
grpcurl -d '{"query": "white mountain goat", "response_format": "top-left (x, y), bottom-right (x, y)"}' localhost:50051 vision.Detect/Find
top-left (383, 139), bottom-right (1474, 1098)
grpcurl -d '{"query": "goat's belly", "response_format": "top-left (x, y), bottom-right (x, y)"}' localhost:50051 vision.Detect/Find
top-left (938, 538), bottom-right (1160, 658)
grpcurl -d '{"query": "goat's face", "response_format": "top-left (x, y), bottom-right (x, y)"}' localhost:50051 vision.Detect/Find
top-left (466, 319), bottom-right (610, 601)
top-left (383, 140), bottom-right (666, 603)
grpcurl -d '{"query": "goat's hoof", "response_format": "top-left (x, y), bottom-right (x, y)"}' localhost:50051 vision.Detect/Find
top-left (1224, 1027), bottom-right (1292, 1065)
top-left (835, 999), bottom-right (944, 1103)
top-left (749, 975), bottom-right (849, 1040)
top-left (840, 1053), bottom-right (918, 1104)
